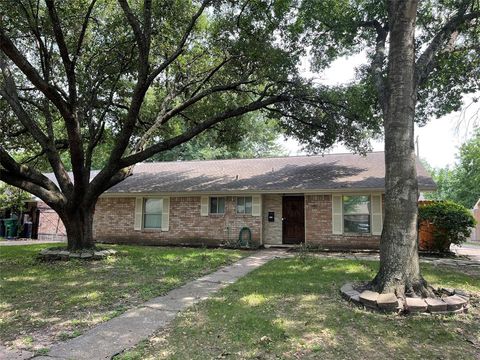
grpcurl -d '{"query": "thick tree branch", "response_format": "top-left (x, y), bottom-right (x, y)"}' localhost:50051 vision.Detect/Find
top-left (0, 145), bottom-right (60, 194)
top-left (0, 28), bottom-right (71, 119)
top-left (74, 0), bottom-right (98, 63)
top-left (45, 0), bottom-right (77, 103)
top-left (21, 139), bottom-right (69, 165)
top-left (0, 56), bottom-right (73, 195)
top-left (121, 94), bottom-right (289, 167)
top-left (118, 0), bottom-right (148, 66)
top-left (361, 20), bottom-right (389, 112)
top-left (147, 0), bottom-right (210, 85)
top-left (134, 79), bottom-right (256, 152)
top-left (415, 4), bottom-right (480, 87)
top-left (0, 169), bottom-right (66, 207)
top-left (0, 60), bottom-right (49, 148)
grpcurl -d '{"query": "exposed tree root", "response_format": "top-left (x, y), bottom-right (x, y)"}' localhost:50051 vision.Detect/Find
top-left (371, 273), bottom-right (435, 298)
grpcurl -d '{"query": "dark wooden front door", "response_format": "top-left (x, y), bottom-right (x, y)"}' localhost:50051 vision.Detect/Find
top-left (282, 196), bottom-right (305, 244)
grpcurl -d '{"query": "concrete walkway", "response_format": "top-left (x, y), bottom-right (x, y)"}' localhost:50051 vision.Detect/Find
top-left (308, 250), bottom-right (480, 267)
top-left (0, 239), bottom-right (66, 246)
top-left (18, 249), bottom-right (287, 360)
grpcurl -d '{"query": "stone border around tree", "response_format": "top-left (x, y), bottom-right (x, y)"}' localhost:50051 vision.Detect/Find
top-left (38, 248), bottom-right (117, 261)
top-left (340, 282), bottom-right (469, 315)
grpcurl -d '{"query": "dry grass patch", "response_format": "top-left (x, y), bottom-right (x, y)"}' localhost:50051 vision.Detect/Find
top-left (0, 244), bottom-right (246, 352)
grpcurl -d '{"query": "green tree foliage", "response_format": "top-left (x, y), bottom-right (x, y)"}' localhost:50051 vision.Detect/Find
top-left (0, 182), bottom-right (31, 213)
top-left (292, 0), bottom-right (480, 141)
top-left (144, 116), bottom-right (286, 161)
top-left (419, 201), bottom-right (476, 251)
top-left (1, 0), bottom-right (380, 249)
top-left (424, 129), bottom-right (480, 208)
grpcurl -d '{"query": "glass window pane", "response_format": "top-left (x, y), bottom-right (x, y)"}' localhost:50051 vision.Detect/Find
top-left (343, 196), bottom-right (370, 215)
top-left (344, 214), bottom-right (370, 233)
top-left (144, 214), bottom-right (161, 228)
top-left (144, 199), bottom-right (162, 214)
top-left (245, 197), bottom-right (252, 214)
top-left (210, 197), bottom-right (218, 213)
top-left (218, 197), bottom-right (225, 214)
top-left (237, 197), bottom-right (245, 213)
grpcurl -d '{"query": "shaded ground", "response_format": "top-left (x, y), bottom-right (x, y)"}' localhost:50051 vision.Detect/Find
top-left (117, 256), bottom-right (480, 360)
top-left (0, 244), bottom-right (246, 353)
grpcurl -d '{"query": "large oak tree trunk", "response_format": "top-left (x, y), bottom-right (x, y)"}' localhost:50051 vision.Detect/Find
top-left (372, 0), bottom-right (432, 298)
top-left (61, 203), bottom-right (96, 251)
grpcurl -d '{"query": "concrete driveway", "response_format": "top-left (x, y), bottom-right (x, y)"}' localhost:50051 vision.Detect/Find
top-left (451, 243), bottom-right (480, 262)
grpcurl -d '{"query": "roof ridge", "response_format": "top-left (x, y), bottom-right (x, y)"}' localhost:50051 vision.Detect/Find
top-left (137, 151), bottom-right (386, 166)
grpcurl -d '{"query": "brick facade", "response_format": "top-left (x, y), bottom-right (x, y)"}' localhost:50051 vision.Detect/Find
top-left (93, 196), bottom-right (262, 246)
top-left (31, 193), bottom-right (383, 249)
top-left (37, 202), bottom-right (67, 241)
top-left (305, 194), bottom-right (380, 249)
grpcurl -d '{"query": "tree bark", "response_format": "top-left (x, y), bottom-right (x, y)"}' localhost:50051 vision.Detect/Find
top-left (372, 0), bottom-right (433, 298)
top-left (61, 202), bottom-right (96, 250)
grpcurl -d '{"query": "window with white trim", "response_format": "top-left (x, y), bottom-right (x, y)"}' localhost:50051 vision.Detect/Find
top-left (342, 195), bottom-right (370, 233)
top-left (209, 197), bottom-right (225, 214)
top-left (236, 196), bottom-right (252, 214)
top-left (143, 198), bottom-right (163, 228)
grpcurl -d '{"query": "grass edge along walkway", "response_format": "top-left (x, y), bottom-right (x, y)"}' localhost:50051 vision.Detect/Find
top-left (40, 249), bottom-right (288, 360)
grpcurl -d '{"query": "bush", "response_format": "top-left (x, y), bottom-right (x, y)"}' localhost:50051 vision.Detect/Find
top-left (418, 201), bottom-right (476, 252)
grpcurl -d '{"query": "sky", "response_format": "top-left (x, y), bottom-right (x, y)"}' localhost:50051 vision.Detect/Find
top-left (281, 53), bottom-right (479, 169)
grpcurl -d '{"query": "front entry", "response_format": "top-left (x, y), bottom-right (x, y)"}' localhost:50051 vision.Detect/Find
top-left (282, 196), bottom-right (305, 244)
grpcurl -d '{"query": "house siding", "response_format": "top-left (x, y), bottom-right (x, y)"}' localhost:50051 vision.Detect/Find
top-left (304, 194), bottom-right (381, 249)
top-left (93, 196), bottom-right (262, 246)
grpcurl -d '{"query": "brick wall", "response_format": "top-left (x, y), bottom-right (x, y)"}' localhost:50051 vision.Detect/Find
top-left (37, 202), bottom-right (67, 241)
top-left (305, 194), bottom-right (380, 249)
top-left (93, 196), bottom-right (262, 246)
top-left (262, 194), bottom-right (282, 245)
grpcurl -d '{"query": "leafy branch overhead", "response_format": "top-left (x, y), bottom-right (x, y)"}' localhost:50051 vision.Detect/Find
top-left (297, 0), bottom-right (480, 124)
top-left (0, 182), bottom-right (31, 213)
top-left (1, 0), bottom-right (368, 249)
top-left (0, 1), bottom-right (363, 200)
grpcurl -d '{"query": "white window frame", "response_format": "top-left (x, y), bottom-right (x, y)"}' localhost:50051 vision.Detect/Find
top-left (209, 196), bottom-right (226, 214)
top-left (342, 194), bottom-right (371, 234)
top-left (236, 196), bottom-right (253, 215)
top-left (143, 198), bottom-right (163, 229)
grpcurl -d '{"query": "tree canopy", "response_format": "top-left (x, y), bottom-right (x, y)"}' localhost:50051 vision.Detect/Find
top-left (0, 0), bottom-right (380, 249)
top-left (424, 128), bottom-right (480, 208)
top-left (152, 116), bottom-right (286, 161)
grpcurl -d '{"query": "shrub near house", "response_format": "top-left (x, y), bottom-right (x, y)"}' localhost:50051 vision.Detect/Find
top-left (418, 201), bottom-right (476, 252)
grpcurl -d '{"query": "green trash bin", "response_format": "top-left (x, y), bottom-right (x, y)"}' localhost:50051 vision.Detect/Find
top-left (3, 219), bottom-right (18, 238)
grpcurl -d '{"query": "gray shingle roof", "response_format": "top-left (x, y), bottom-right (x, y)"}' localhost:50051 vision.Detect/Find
top-left (104, 152), bottom-right (436, 194)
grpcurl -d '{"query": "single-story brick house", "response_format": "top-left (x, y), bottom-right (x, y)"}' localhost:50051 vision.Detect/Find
top-left (33, 151), bottom-right (431, 249)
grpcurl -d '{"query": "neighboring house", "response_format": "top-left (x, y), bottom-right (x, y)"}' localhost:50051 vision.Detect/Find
top-left (34, 152), bottom-right (436, 249)
top-left (470, 199), bottom-right (480, 242)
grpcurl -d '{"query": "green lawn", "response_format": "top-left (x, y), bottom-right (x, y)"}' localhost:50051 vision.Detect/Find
top-left (0, 244), bottom-right (246, 351)
top-left (117, 256), bottom-right (480, 360)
